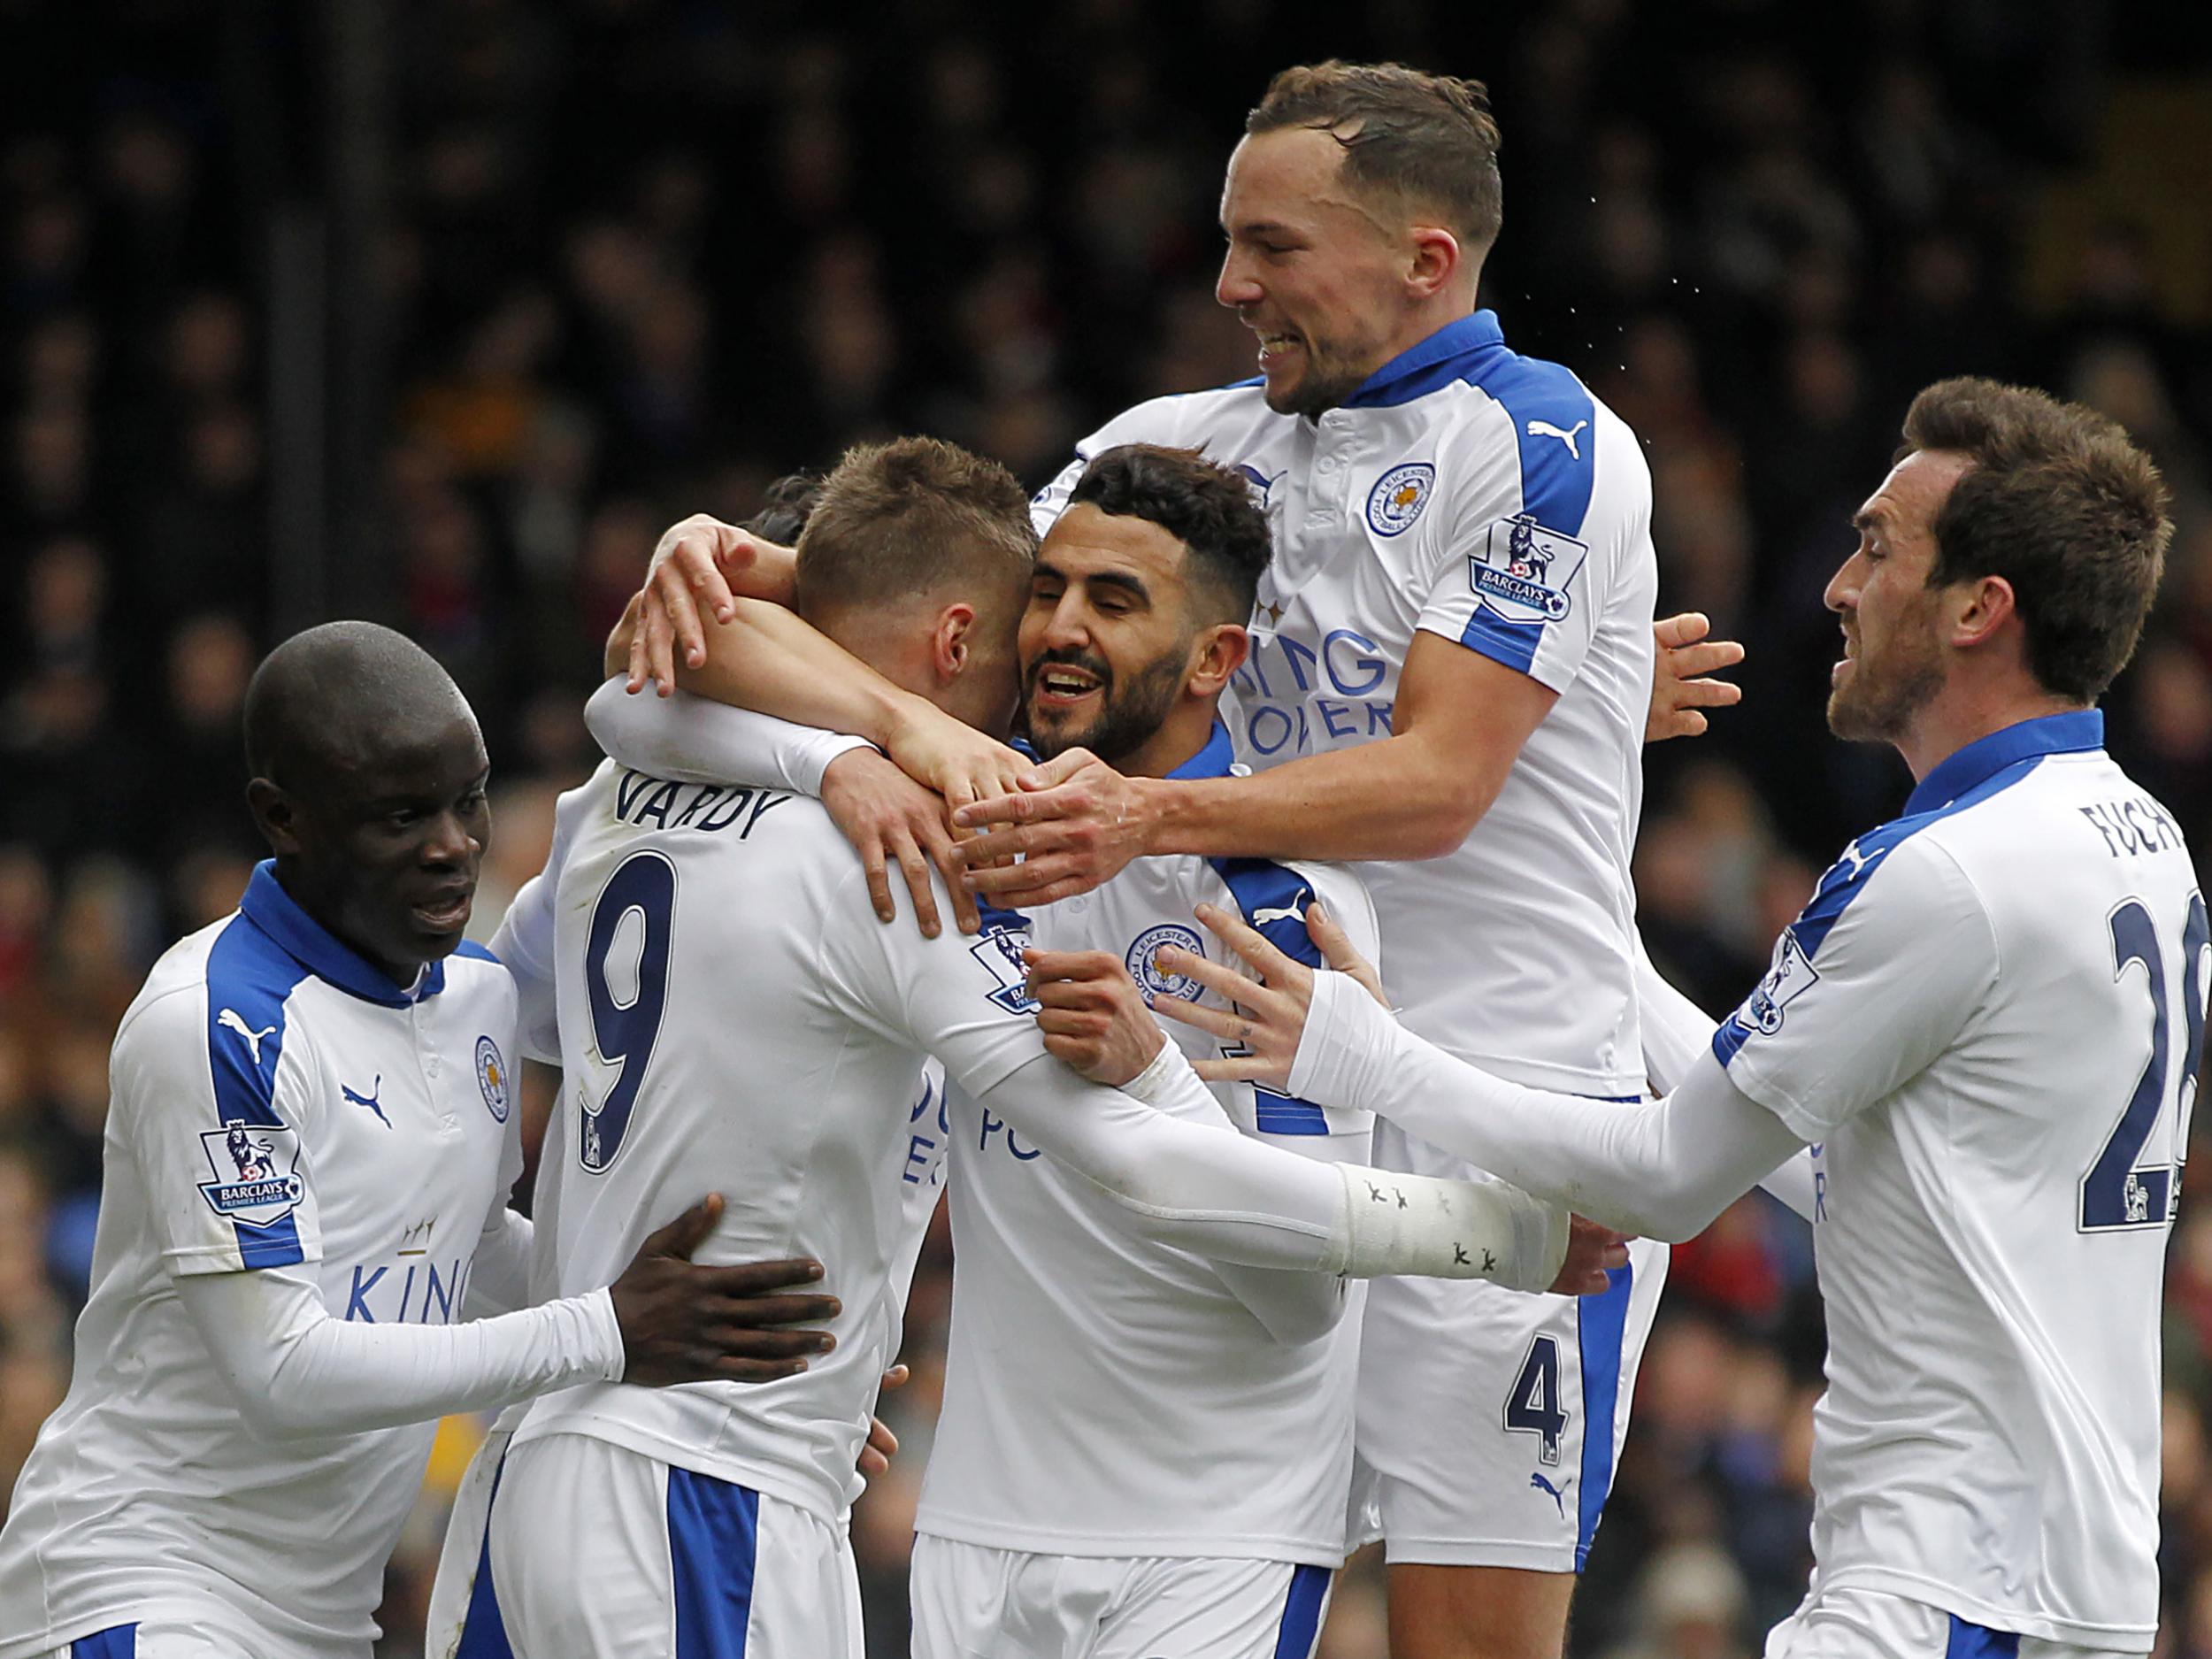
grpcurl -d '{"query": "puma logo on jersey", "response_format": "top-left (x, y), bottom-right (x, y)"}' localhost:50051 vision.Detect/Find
top-left (1250, 892), bottom-right (1311, 927)
top-left (342, 1076), bottom-right (390, 1128)
top-left (1530, 1471), bottom-right (1574, 1517)
top-left (218, 1009), bottom-right (277, 1065)
top-left (1526, 418), bottom-right (1587, 458)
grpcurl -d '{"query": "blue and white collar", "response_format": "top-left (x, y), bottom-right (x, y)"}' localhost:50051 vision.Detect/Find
top-left (238, 860), bottom-right (445, 1007)
top-left (1165, 720), bottom-right (1238, 781)
top-left (1904, 710), bottom-right (2104, 817)
top-left (1342, 311), bottom-right (1507, 411)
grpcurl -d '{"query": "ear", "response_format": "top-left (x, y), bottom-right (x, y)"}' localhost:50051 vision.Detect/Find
top-left (1948, 573), bottom-right (2018, 654)
top-left (1406, 224), bottom-right (1463, 301)
top-left (930, 603), bottom-right (979, 684)
top-left (247, 778), bottom-right (303, 856)
top-left (1185, 623), bottom-right (1250, 699)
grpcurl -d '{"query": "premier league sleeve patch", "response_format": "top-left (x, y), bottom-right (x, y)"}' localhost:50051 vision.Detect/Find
top-left (969, 923), bottom-right (1043, 1015)
top-left (1742, 928), bottom-right (1820, 1035)
top-left (1366, 462), bottom-right (1436, 537)
top-left (197, 1120), bottom-right (306, 1227)
top-left (1471, 514), bottom-right (1587, 623)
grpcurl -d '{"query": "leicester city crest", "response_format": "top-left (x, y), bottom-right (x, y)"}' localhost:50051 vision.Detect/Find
top-left (1365, 462), bottom-right (1436, 537)
top-left (1125, 923), bottom-right (1205, 1006)
top-left (476, 1034), bottom-right (511, 1123)
top-left (197, 1120), bottom-right (305, 1227)
top-left (1471, 515), bottom-right (1587, 624)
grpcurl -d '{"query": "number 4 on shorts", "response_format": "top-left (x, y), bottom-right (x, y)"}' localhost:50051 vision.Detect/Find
top-left (1504, 1333), bottom-right (1568, 1468)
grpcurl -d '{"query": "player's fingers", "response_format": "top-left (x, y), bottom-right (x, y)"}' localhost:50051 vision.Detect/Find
top-left (856, 833), bottom-right (896, 926)
top-left (642, 602), bottom-right (679, 698)
top-left (1651, 611), bottom-right (1711, 650)
top-left (717, 1356), bottom-right (812, 1383)
top-left (889, 826), bottom-right (941, 940)
top-left (1190, 902), bottom-right (1305, 990)
top-left (1022, 948), bottom-right (1122, 981)
top-left (686, 540), bottom-right (741, 625)
top-left (693, 1254), bottom-right (827, 1296)
top-left (1674, 675), bottom-right (1743, 708)
top-left (916, 813), bottom-right (980, 935)
top-left (1152, 947), bottom-right (1272, 1014)
top-left (645, 1194), bottom-right (725, 1261)
top-left (1668, 638), bottom-right (1745, 676)
top-left (1668, 710), bottom-right (1709, 739)
top-left (706, 1291), bottom-right (842, 1330)
top-left (1035, 1008), bottom-right (1103, 1040)
top-left (625, 603), bottom-right (651, 694)
top-left (1016, 748), bottom-right (1097, 792)
top-left (961, 853), bottom-right (1079, 897)
top-left (650, 557), bottom-right (710, 670)
top-left (1190, 1056), bottom-right (1279, 1084)
top-left (1148, 993), bottom-right (1248, 1043)
top-left (706, 1325), bottom-right (836, 1360)
top-left (880, 1363), bottom-right (910, 1394)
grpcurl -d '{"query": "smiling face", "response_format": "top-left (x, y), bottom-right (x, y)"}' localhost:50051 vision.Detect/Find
top-left (1019, 504), bottom-right (1222, 772)
top-left (1216, 127), bottom-right (1430, 418)
top-left (1824, 449), bottom-right (1974, 742)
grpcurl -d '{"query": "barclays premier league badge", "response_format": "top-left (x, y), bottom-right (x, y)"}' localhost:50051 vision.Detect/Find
top-left (197, 1121), bottom-right (306, 1226)
top-left (1471, 515), bottom-right (1586, 623)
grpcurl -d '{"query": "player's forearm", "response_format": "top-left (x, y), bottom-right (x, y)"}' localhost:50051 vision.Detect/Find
top-left (979, 1048), bottom-right (1569, 1288)
top-left (464, 1207), bottom-right (536, 1319)
top-left (1291, 973), bottom-right (1803, 1241)
top-left (673, 597), bottom-right (930, 752)
top-left (1141, 729), bottom-right (1509, 864)
top-left (584, 678), bottom-right (868, 795)
top-left (1210, 1125), bottom-right (1371, 1345)
top-left (179, 1267), bottom-right (624, 1440)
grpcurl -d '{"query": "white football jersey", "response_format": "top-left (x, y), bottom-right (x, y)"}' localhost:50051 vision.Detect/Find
top-left (1711, 711), bottom-right (2193, 1648)
top-left (918, 723), bottom-right (1379, 1562)
top-left (0, 863), bottom-right (521, 1659)
top-left (503, 762), bottom-right (1040, 1526)
top-left (1033, 311), bottom-right (1656, 1094)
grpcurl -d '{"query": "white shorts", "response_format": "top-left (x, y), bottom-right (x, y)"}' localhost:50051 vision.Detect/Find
top-left (1764, 1586), bottom-right (2141, 1659)
top-left (910, 1535), bottom-right (1333, 1659)
top-left (424, 1422), bottom-right (514, 1659)
top-left (453, 1432), bottom-right (863, 1658)
top-left (1356, 1118), bottom-right (1669, 1572)
top-left (39, 1622), bottom-right (245, 1659)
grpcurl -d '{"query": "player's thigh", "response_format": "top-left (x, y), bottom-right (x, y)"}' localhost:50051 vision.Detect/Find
top-left (1358, 1145), bottom-right (1667, 1573)
top-left (1097, 1557), bottom-right (1335, 1659)
top-left (486, 1433), bottom-right (860, 1659)
top-left (910, 1535), bottom-right (1118, 1659)
top-left (1386, 1563), bottom-right (1575, 1659)
top-left (1764, 1588), bottom-right (2124, 1659)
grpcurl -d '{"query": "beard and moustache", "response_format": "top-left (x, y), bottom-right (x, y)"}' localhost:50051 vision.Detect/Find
top-left (1020, 646), bottom-right (1192, 765)
top-left (1827, 598), bottom-right (1947, 742)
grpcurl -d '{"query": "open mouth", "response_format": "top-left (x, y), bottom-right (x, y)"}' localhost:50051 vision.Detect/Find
top-left (1254, 328), bottom-right (1303, 369)
top-left (1031, 664), bottom-right (1105, 714)
top-left (411, 892), bottom-right (473, 932)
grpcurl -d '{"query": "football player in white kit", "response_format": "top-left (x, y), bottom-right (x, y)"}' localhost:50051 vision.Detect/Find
top-left (449, 438), bottom-right (1594, 1658)
top-left (1159, 379), bottom-right (2185, 1659)
top-left (0, 625), bottom-right (844, 1659)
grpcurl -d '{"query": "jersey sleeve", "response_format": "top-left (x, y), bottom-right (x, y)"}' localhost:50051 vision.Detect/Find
top-left (1712, 833), bottom-right (1997, 1142)
top-left (582, 679), bottom-right (870, 796)
top-left (1029, 396), bottom-right (1204, 537)
top-left (115, 983), bottom-right (326, 1277)
top-left (814, 869), bottom-right (1052, 1101)
top-left (1415, 397), bottom-right (1653, 696)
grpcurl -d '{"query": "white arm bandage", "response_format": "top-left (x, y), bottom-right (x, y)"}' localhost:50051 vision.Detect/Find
top-left (1291, 972), bottom-right (1807, 1241)
top-left (175, 1265), bottom-right (623, 1440)
top-left (975, 1045), bottom-right (1571, 1291)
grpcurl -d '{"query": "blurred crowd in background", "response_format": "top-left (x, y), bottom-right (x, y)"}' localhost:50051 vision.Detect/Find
top-left (5, 1), bottom-right (2212, 1654)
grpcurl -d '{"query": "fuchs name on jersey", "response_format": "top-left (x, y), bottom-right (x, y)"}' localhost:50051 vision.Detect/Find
top-left (611, 768), bottom-right (794, 836)
top-left (2079, 792), bottom-right (2187, 858)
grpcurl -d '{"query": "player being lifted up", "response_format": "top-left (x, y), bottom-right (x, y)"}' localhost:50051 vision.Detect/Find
top-left (449, 438), bottom-right (1605, 1659)
top-left (621, 62), bottom-right (1740, 1659)
top-left (1161, 380), bottom-right (2185, 1659)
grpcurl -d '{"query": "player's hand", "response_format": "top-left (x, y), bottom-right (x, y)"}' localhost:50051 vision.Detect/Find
top-left (625, 515), bottom-right (796, 696)
top-left (858, 1363), bottom-right (909, 1479)
top-left (1021, 948), bottom-right (1167, 1087)
top-left (610, 1194), bottom-right (841, 1386)
top-left (1647, 611), bottom-right (1744, 741)
top-left (1149, 900), bottom-right (1380, 1088)
top-left (1552, 1216), bottom-right (1632, 1295)
top-left (880, 700), bottom-right (1031, 817)
top-left (822, 749), bottom-right (979, 938)
top-left (950, 748), bottom-right (1152, 905)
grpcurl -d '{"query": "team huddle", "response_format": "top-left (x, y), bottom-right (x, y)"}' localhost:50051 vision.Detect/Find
top-left (0, 58), bottom-right (2188, 1659)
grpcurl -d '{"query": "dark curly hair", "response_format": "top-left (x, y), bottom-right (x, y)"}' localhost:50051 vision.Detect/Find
top-left (1066, 444), bottom-right (1274, 628)
top-left (1903, 377), bottom-right (2172, 703)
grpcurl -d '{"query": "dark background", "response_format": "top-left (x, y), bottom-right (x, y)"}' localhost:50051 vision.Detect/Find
top-left (4, 2), bottom-right (2212, 1653)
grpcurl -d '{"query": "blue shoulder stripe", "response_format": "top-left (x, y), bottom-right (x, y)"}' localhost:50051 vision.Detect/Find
top-left (976, 898), bottom-right (1033, 935)
top-left (203, 915), bottom-right (311, 1271)
top-left (1210, 857), bottom-right (1331, 1135)
top-left (1473, 355), bottom-right (1597, 539)
top-left (1711, 751), bottom-right (2052, 1066)
top-left (453, 939), bottom-right (502, 966)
